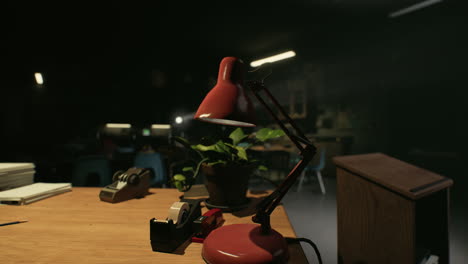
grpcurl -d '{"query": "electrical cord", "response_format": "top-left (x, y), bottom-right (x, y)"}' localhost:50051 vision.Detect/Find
top-left (285, 237), bottom-right (323, 264)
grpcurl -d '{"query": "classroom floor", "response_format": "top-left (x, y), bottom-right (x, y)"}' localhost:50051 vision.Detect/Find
top-left (273, 176), bottom-right (468, 264)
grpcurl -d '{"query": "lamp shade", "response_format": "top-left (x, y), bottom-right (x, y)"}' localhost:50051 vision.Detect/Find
top-left (194, 57), bottom-right (256, 127)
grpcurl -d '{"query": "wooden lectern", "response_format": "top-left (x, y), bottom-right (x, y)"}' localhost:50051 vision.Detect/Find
top-left (333, 153), bottom-right (453, 264)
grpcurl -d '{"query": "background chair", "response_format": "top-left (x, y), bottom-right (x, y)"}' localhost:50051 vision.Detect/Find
top-left (296, 148), bottom-right (326, 194)
top-left (134, 152), bottom-right (167, 187)
top-left (72, 155), bottom-right (112, 187)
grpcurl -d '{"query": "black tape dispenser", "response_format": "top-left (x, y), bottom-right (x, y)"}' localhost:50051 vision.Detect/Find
top-left (99, 168), bottom-right (151, 203)
top-left (150, 198), bottom-right (203, 253)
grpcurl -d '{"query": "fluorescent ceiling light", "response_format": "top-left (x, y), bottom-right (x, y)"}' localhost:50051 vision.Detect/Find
top-left (105, 123), bottom-right (131, 128)
top-left (34, 72), bottom-right (44, 85)
top-left (389, 0), bottom-right (443, 18)
top-left (151, 124), bottom-right (171, 129)
top-left (250, 51), bottom-right (296, 68)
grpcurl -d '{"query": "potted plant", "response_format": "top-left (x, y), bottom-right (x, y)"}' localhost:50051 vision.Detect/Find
top-left (172, 127), bottom-right (285, 210)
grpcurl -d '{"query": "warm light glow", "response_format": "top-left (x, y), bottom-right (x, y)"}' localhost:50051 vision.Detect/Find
top-left (250, 51), bottom-right (296, 67)
top-left (34, 72), bottom-right (44, 85)
top-left (105, 123), bottom-right (132, 128)
top-left (198, 114), bottom-right (211, 118)
top-left (197, 117), bottom-right (255, 127)
top-left (218, 250), bottom-right (240, 258)
top-left (175, 116), bottom-right (183, 124)
top-left (151, 124), bottom-right (171, 129)
top-left (388, 0), bottom-right (443, 18)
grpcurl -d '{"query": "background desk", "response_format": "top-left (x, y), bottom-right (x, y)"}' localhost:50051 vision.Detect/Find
top-left (0, 188), bottom-right (307, 264)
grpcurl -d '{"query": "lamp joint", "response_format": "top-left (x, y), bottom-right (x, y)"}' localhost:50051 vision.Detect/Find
top-left (252, 212), bottom-right (271, 234)
top-left (301, 144), bottom-right (317, 159)
top-left (247, 80), bottom-right (264, 92)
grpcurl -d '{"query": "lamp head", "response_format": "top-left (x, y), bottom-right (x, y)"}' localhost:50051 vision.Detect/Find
top-left (194, 57), bottom-right (256, 127)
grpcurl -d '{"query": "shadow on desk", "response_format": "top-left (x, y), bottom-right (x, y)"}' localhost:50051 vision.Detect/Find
top-left (177, 195), bottom-right (267, 218)
top-left (172, 239), bottom-right (194, 255)
top-left (181, 186), bottom-right (271, 218)
top-left (231, 196), bottom-right (267, 218)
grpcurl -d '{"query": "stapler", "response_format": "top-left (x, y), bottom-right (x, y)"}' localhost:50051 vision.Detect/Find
top-left (99, 168), bottom-right (151, 203)
top-left (150, 198), bottom-right (203, 253)
top-left (191, 208), bottom-right (224, 243)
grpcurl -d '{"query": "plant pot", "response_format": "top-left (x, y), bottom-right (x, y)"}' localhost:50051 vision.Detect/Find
top-left (201, 163), bottom-right (254, 210)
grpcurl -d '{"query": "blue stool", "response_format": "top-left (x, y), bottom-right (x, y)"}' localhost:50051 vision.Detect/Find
top-left (297, 149), bottom-right (326, 194)
top-left (134, 152), bottom-right (167, 186)
top-left (72, 155), bottom-right (112, 187)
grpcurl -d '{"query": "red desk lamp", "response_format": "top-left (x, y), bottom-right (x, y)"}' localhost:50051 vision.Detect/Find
top-left (194, 57), bottom-right (317, 264)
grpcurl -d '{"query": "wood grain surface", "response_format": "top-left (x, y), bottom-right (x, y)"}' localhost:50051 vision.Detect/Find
top-left (335, 153), bottom-right (452, 264)
top-left (337, 168), bottom-right (415, 264)
top-left (0, 188), bottom-right (307, 264)
top-left (333, 153), bottom-right (453, 200)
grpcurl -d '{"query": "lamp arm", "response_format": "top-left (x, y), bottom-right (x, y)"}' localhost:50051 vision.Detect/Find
top-left (247, 80), bottom-right (317, 234)
top-left (248, 80), bottom-right (311, 152)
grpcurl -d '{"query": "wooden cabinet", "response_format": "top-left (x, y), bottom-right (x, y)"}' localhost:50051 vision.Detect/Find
top-left (333, 153), bottom-right (453, 264)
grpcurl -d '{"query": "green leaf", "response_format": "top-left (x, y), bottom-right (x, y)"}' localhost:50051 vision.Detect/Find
top-left (174, 181), bottom-right (184, 192)
top-left (173, 174), bottom-right (186, 181)
top-left (258, 165), bottom-right (268, 171)
top-left (255, 128), bottom-right (286, 142)
top-left (191, 140), bottom-right (231, 154)
top-left (229, 128), bottom-right (247, 145)
top-left (235, 146), bottom-right (248, 160)
top-left (224, 143), bottom-right (247, 161)
top-left (182, 167), bottom-right (194, 172)
top-left (191, 144), bottom-right (217, 152)
top-left (215, 140), bottom-right (231, 153)
top-left (207, 160), bottom-right (227, 166)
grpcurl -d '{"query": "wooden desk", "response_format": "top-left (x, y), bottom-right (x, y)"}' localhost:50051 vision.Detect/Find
top-left (0, 188), bottom-right (307, 264)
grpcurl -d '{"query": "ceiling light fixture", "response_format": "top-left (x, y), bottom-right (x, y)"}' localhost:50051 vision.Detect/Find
top-left (250, 51), bottom-right (296, 68)
top-left (34, 72), bottom-right (44, 85)
top-left (105, 123), bottom-right (132, 128)
top-left (151, 124), bottom-right (171, 129)
top-left (388, 0), bottom-right (443, 18)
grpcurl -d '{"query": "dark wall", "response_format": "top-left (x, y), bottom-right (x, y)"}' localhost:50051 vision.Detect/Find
top-left (302, 2), bottom-right (467, 178)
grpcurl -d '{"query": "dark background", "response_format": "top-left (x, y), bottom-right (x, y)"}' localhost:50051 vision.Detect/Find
top-left (2, 1), bottom-right (467, 186)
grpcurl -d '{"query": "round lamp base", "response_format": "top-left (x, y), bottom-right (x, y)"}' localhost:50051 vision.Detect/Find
top-left (202, 224), bottom-right (289, 264)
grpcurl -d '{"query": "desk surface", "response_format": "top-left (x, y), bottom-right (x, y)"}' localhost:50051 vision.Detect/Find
top-left (0, 188), bottom-right (307, 264)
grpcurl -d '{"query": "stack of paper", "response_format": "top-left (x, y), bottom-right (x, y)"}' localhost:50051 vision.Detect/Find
top-left (0, 163), bottom-right (35, 191)
top-left (0, 183), bottom-right (72, 205)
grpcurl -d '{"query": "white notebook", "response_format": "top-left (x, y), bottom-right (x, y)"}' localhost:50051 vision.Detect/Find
top-left (0, 163), bottom-right (35, 174)
top-left (0, 183), bottom-right (72, 205)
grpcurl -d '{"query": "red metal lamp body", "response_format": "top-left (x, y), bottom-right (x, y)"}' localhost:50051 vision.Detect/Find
top-left (202, 224), bottom-right (288, 264)
top-left (194, 57), bottom-right (256, 127)
top-left (194, 57), bottom-right (316, 264)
